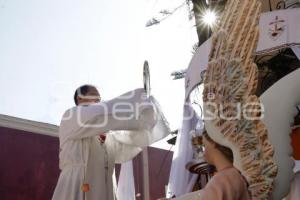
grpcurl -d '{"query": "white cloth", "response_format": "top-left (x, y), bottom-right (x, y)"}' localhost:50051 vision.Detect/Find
top-left (52, 88), bottom-right (170, 200)
top-left (291, 46), bottom-right (300, 60)
top-left (256, 8), bottom-right (300, 54)
top-left (294, 160), bottom-right (300, 173)
top-left (117, 161), bottom-right (136, 200)
top-left (167, 103), bottom-right (201, 197)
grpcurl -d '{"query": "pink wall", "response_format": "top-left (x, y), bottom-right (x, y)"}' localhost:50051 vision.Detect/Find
top-left (148, 147), bottom-right (173, 200)
top-left (0, 126), bottom-right (173, 200)
top-left (0, 127), bottom-right (60, 200)
top-left (116, 147), bottom-right (173, 200)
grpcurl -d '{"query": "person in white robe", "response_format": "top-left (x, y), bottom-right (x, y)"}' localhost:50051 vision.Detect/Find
top-left (52, 85), bottom-right (170, 200)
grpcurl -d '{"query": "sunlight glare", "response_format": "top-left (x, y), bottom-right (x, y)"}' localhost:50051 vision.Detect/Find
top-left (202, 10), bottom-right (217, 26)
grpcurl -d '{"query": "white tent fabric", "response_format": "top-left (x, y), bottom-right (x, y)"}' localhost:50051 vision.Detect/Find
top-left (259, 68), bottom-right (300, 199)
top-left (184, 38), bottom-right (211, 99)
top-left (167, 103), bottom-right (203, 198)
top-left (117, 161), bottom-right (136, 200)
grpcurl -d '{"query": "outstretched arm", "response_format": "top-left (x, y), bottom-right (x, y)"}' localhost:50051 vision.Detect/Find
top-left (59, 89), bottom-right (170, 148)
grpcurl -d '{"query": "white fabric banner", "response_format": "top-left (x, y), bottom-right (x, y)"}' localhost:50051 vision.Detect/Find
top-left (256, 8), bottom-right (300, 54)
top-left (167, 103), bottom-right (201, 198)
top-left (167, 37), bottom-right (208, 198)
top-left (117, 161), bottom-right (136, 200)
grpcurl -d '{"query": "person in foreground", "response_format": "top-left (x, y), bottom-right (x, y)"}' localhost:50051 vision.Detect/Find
top-left (200, 131), bottom-right (251, 200)
top-left (52, 85), bottom-right (169, 200)
top-left (173, 130), bottom-right (251, 200)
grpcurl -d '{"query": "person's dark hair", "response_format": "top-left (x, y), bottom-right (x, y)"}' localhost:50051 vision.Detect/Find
top-left (74, 85), bottom-right (97, 105)
top-left (203, 130), bottom-right (234, 163)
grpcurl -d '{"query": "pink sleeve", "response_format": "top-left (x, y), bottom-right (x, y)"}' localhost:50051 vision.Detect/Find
top-left (200, 176), bottom-right (225, 199)
top-left (199, 169), bottom-right (251, 200)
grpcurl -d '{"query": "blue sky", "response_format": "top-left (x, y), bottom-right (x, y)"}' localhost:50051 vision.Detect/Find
top-left (0, 0), bottom-right (197, 148)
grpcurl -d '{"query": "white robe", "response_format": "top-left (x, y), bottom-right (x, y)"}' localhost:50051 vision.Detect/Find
top-left (52, 88), bottom-right (170, 200)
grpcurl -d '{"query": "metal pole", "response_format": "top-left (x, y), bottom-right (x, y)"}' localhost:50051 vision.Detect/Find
top-left (269, 0), bottom-right (273, 11)
top-left (142, 148), bottom-right (150, 200)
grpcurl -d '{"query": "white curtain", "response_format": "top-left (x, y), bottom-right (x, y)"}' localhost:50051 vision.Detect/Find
top-left (167, 102), bottom-right (203, 198)
top-left (117, 161), bottom-right (136, 200)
